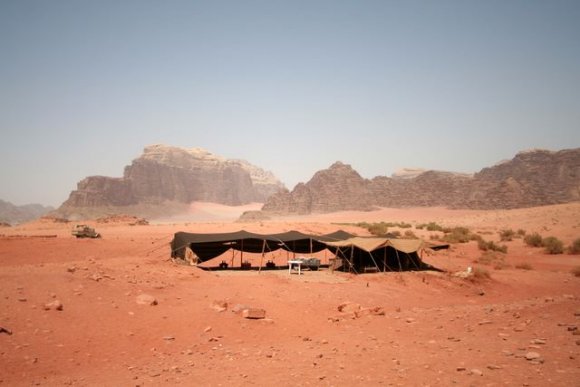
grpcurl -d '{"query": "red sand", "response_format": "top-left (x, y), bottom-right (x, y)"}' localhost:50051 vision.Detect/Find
top-left (1, 203), bottom-right (579, 386)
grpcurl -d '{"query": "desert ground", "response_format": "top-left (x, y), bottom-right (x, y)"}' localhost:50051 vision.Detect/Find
top-left (1, 203), bottom-right (579, 386)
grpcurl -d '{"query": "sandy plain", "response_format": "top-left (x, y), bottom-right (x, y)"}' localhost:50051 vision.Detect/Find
top-left (1, 203), bottom-right (579, 386)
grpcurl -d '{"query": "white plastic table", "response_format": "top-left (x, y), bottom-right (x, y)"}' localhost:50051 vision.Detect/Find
top-left (288, 260), bottom-right (303, 275)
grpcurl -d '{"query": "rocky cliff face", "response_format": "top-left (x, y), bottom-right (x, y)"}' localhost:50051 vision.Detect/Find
top-left (260, 148), bottom-right (580, 214)
top-left (58, 145), bottom-right (286, 217)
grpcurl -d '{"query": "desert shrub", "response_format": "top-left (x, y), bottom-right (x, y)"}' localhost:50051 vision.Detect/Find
top-left (571, 266), bottom-right (580, 277)
top-left (476, 251), bottom-right (505, 266)
top-left (493, 261), bottom-right (510, 270)
top-left (542, 236), bottom-right (564, 254)
top-left (499, 229), bottom-right (515, 242)
top-left (367, 223), bottom-right (389, 236)
top-left (477, 238), bottom-right (508, 253)
top-left (516, 229), bottom-right (526, 237)
top-left (416, 222), bottom-right (444, 232)
top-left (515, 262), bottom-right (533, 270)
top-left (403, 230), bottom-right (418, 239)
top-left (524, 232), bottom-right (543, 247)
top-left (472, 267), bottom-right (491, 280)
top-left (442, 226), bottom-right (472, 243)
top-left (567, 238), bottom-right (580, 254)
top-left (389, 230), bottom-right (401, 238)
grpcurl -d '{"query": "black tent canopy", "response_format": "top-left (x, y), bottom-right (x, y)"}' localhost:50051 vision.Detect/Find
top-left (170, 230), bottom-right (356, 262)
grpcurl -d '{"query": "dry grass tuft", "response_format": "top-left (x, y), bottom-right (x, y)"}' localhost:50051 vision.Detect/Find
top-left (515, 262), bottom-right (534, 270)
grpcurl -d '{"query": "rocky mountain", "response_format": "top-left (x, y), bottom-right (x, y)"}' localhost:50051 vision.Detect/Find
top-left (0, 199), bottom-right (54, 225)
top-left (257, 148), bottom-right (580, 215)
top-left (56, 145), bottom-right (285, 218)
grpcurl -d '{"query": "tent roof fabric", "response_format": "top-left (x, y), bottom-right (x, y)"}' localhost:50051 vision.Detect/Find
top-left (324, 237), bottom-right (424, 254)
top-left (170, 229), bottom-right (357, 261)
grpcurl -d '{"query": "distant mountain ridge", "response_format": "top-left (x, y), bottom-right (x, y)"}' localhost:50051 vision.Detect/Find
top-left (0, 199), bottom-right (54, 225)
top-left (55, 144), bottom-right (286, 219)
top-left (255, 148), bottom-right (580, 216)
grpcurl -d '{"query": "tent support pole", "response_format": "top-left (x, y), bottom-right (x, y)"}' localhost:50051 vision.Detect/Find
top-left (258, 239), bottom-right (266, 274)
top-left (395, 249), bottom-right (403, 272)
top-left (367, 251), bottom-right (380, 272)
top-left (408, 252), bottom-right (421, 271)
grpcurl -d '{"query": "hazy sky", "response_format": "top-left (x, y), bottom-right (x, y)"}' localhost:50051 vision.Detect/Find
top-left (1, 0), bottom-right (579, 207)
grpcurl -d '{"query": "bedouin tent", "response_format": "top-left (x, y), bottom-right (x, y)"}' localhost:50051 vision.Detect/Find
top-left (170, 229), bottom-right (356, 264)
top-left (324, 237), bottom-right (433, 273)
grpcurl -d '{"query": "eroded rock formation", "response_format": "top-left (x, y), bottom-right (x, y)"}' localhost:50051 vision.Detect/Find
top-left (259, 148), bottom-right (580, 215)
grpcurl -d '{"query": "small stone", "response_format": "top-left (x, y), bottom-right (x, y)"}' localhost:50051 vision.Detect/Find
top-left (469, 369), bottom-right (483, 376)
top-left (337, 302), bottom-right (361, 313)
top-left (530, 338), bottom-right (546, 345)
top-left (406, 318), bottom-right (415, 324)
top-left (163, 336), bottom-right (175, 341)
top-left (135, 294), bottom-right (157, 306)
top-left (242, 308), bottom-right (266, 319)
top-left (204, 326), bottom-right (212, 333)
top-left (567, 326), bottom-right (577, 332)
top-left (525, 352), bottom-right (540, 360)
top-left (456, 367), bottom-right (466, 371)
top-left (478, 320), bottom-right (493, 325)
top-left (487, 364), bottom-right (502, 370)
top-left (0, 326), bottom-right (13, 335)
top-left (44, 300), bottom-right (63, 311)
top-left (211, 300), bottom-right (228, 312)
top-left (18, 297), bottom-right (27, 302)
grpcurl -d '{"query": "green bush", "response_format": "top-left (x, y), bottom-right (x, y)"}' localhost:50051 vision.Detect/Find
top-left (403, 230), bottom-right (418, 239)
top-left (516, 229), bottom-right (526, 238)
top-left (477, 238), bottom-right (508, 253)
top-left (499, 229), bottom-right (515, 242)
top-left (515, 262), bottom-right (533, 270)
top-left (416, 222), bottom-right (444, 232)
top-left (524, 232), bottom-right (543, 247)
top-left (542, 236), bottom-right (564, 254)
top-left (568, 238), bottom-right (580, 254)
top-left (442, 226), bottom-right (472, 243)
top-left (367, 223), bottom-right (389, 236)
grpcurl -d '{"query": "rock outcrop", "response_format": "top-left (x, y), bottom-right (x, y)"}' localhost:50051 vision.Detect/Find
top-left (57, 145), bottom-right (285, 217)
top-left (259, 148), bottom-right (580, 215)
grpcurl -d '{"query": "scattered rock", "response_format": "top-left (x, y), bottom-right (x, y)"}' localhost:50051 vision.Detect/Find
top-left (135, 294), bottom-right (157, 306)
top-left (89, 273), bottom-right (103, 282)
top-left (211, 300), bottom-right (228, 313)
top-left (163, 336), bottom-right (175, 341)
top-left (469, 369), bottom-right (483, 376)
top-left (242, 308), bottom-right (266, 319)
top-left (204, 326), bottom-right (212, 333)
top-left (17, 297), bottom-right (27, 302)
top-left (478, 320), bottom-right (493, 325)
top-left (44, 300), bottom-right (63, 311)
top-left (456, 367), bottom-right (466, 371)
top-left (406, 318), bottom-right (415, 324)
top-left (487, 364), bottom-right (503, 370)
top-left (530, 338), bottom-right (547, 345)
top-left (525, 352), bottom-right (541, 361)
top-left (0, 326), bottom-right (13, 335)
top-left (337, 302), bottom-right (361, 314)
top-left (356, 307), bottom-right (385, 317)
top-left (567, 326), bottom-right (577, 332)
top-left (231, 304), bottom-right (249, 314)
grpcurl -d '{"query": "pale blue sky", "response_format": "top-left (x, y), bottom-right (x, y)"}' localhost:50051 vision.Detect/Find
top-left (1, 0), bottom-right (579, 206)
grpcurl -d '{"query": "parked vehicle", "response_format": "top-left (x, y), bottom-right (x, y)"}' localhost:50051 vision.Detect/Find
top-left (71, 225), bottom-right (100, 238)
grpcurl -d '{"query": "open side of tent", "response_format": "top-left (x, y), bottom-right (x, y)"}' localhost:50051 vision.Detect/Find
top-left (324, 237), bottom-right (433, 273)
